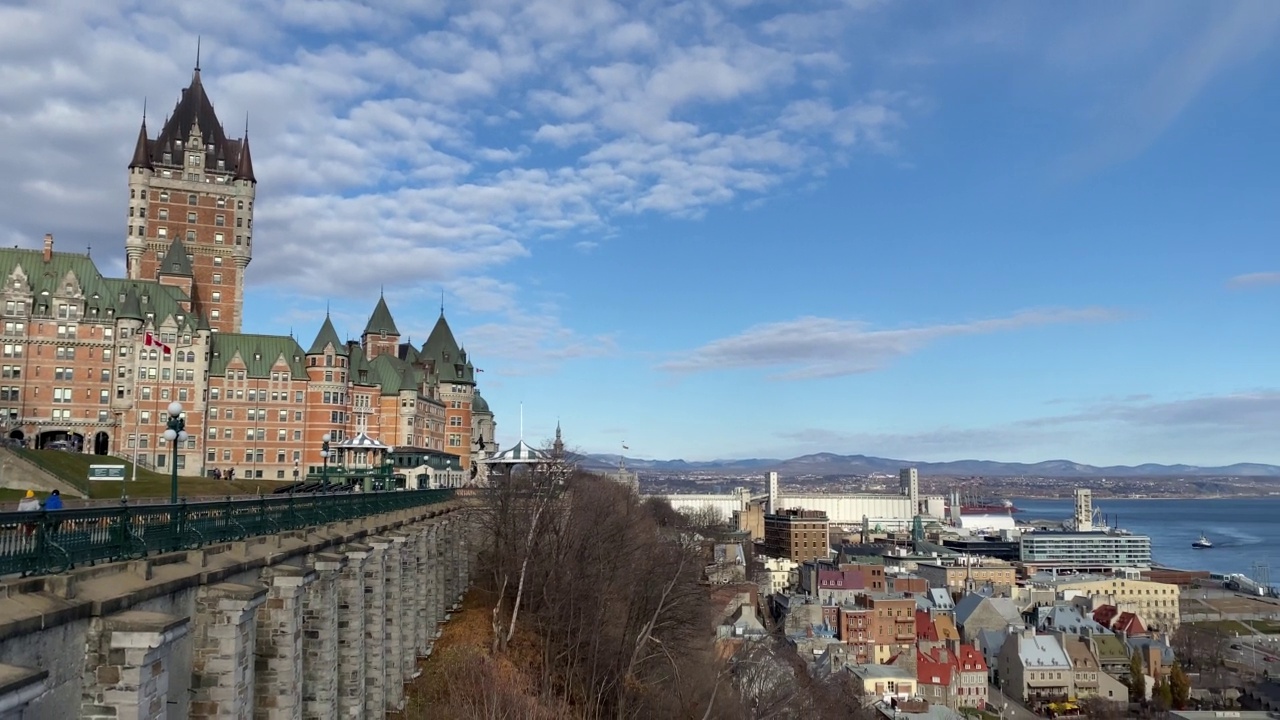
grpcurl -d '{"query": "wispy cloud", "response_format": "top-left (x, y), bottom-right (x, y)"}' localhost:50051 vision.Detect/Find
top-left (1026, 391), bottom-right (1280, 430)
top-left (774, 390), bottom-right (1280, 462)
top-left (1058, 2), bottom-right (1280, 177)
top-left (660, 307), bottom-right (1120, 379)
top-left (1227, 272), bottom-right (1280, 289)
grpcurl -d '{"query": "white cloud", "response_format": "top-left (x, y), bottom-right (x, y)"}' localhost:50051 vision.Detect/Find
top-left (1227, 272), bottom-right (1280, 289)
top-left (0, 0), bottom-right (910, 296)
top-left (660, 307), bottom-right (1120, 379)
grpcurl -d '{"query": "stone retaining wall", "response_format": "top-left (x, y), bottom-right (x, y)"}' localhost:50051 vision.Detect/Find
top-left (0, 501), bottom-right (477, 719)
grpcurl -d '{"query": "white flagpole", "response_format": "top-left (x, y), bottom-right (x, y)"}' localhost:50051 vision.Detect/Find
top-left (131, 332), bottom-right (142, 483)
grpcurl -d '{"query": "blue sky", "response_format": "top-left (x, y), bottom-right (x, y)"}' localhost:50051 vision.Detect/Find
top-left (2, 1), bottom-right (1279, 465)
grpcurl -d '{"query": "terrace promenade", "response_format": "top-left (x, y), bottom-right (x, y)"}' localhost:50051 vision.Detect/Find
top-left (0, 489), bottom-right (476, 718)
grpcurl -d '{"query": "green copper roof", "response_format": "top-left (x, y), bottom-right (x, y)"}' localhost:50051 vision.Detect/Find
top-left (363, 294), bottom-right (399, 336)
top-left (158, 236), bottom-right (194, 277)
top-left (472, 389), bottom-right (490, 414)
top-left (308, 314), bottom-right (347, 355)
top-left (210, 333), bottom-right (307, 378)
top-left (102, 279), bottom-right (196, 333)
top-left (368, 354), bottom-right (412, 395)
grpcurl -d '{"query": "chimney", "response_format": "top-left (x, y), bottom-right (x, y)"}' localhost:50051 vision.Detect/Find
top-left (42, 233), bottom-right (53, 262)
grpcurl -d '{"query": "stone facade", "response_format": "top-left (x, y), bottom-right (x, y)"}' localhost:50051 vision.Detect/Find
top-left (80, 611), bottom-right (190, 720)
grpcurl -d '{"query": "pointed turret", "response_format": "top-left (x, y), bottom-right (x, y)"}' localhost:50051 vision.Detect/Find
top-left (308, 313), bottom-right (347, 355)
top-left (129, 120), bottom-right (152, 170)
top-left (234, 134), bottom-right (256, 183)
top-left (118, 285), bottom-right (144, 321)
top-left (158, 236), bottom-right (193, 277)
top-left (363, 293), bottom-right (399, 337)
top-left (422, 313), bottom-right (461, 362)
top-left (399, 364), bottom-right (419, 394)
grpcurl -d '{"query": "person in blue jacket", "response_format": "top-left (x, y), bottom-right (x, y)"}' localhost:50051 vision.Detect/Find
top-left (43, 489), bottom-right (63, 511)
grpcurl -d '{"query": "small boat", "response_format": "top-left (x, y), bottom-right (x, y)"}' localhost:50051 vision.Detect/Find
top-left (1192, 534), bottom-right (1213, 549)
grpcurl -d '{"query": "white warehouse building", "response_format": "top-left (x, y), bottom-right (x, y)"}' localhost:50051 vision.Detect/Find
top-left (658, 469), bottom-right (931, 530)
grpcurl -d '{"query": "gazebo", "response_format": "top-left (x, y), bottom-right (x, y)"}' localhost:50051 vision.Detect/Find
top-left (476, 439), bottom-right (549, 484)
top-left (330, 433), bottom-right (391, 483)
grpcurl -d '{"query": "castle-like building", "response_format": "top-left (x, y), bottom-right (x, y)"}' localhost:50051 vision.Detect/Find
top-left (0, 66), bottom-right (496, 482)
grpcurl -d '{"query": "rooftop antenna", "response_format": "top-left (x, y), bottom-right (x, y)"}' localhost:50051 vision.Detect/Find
top-left (195, 36), bottom-right (202, 72)
top-left (440, 289), bottom-right (445, 316)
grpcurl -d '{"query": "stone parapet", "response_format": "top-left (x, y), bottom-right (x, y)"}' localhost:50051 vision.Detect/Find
top-left (254, 564), bottom-right (316, 720)
top-left (362, 537), bottom-right (390, 717)
top-left (190, 582), bottom-right (268, 720)
top-left (301, 552), bottom-right (345, 720)
top-left (80, 610), bottom-right (189, 720)
top-left (337, 544), bottom-right (371, 719)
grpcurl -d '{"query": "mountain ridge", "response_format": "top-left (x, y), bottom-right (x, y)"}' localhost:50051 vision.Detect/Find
top-left (578, 451), bottom-right (1280, 477)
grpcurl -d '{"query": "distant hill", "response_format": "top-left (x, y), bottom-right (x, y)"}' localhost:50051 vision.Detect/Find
top-left (577, 451), bottom-right (1280, 478)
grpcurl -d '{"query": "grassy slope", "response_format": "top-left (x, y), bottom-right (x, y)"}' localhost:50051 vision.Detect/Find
top-left (6, 448), bottom-right (288, 500)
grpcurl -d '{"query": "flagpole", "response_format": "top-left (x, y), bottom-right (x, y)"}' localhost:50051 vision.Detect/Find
top-left (131, 332), bottom-right (141, 483)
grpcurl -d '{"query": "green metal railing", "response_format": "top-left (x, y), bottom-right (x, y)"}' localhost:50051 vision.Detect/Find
top-left (0, 488), bottom-right (455, 578)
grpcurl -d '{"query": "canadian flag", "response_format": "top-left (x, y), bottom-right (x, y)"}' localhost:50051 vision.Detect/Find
top-left (144, 331), bottom-right (172, 355)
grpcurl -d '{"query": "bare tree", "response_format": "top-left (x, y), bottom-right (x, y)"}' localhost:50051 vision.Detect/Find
top-left (1170, 624), bottom-right (1227, 671)
top-left (684, 505), bottom-right (727, 532)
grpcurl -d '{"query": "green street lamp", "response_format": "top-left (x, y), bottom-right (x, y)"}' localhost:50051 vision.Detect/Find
top-left (163, 401), bottom-right (188, 505)
top-left (320, 433), bottom-right (331, 490)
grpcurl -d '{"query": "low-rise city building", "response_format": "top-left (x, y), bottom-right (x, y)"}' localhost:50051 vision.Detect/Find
top-left (847, 664), bottom-right (916, 703)
top-left (1045, 574), bottom-right (1179, 632)
top-left (1019, 530), bottom-right (1152, 573)
top-left (916, 558), bottom-right (1017, 594)
top-left (757, 556), bottom-right (797, 595)
top-left (997, 629), bottom-right (1074, 704)
top-left (954, 593), bottom-right (1024, 643)
top-left (762, 508), bottom-right (830, 563)
top-left (854, 592), bottom-right (918, 662)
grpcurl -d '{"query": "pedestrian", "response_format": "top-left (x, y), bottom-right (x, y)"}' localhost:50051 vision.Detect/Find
top-left (17, 490), bottom-right (39, 512)
top-left (43, 489), bottom-right (63, 533)
top-left (17, 490), bottom-right (39, 537)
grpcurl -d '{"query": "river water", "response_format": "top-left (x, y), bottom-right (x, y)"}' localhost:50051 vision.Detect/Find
top-left (1011, 496), bottom-right (1280, 583)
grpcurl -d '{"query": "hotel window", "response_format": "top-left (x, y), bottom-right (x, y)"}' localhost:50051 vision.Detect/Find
top-left (188, 194), bottom-right (197, 206)
top-left (158, 227), bottom-right (168, 238)
top-left (186, 231), bottom-right (196, 242)
top-left (216, 197), bottom-right (225, 208)
top-left (212, 292), bottom-right (221, 302)
top-left (212, 273), bottom-right (222, 284)
top-left (215, 215), bottom-right (224, 226)
top-left (213, 256), bottom-right (222, 266)
top-left (211, 309), bottom-right (221, 320)
top-left (158, 208), bottom-right (168, 220)
top-left (214, 232), bottom-right (224, 244)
